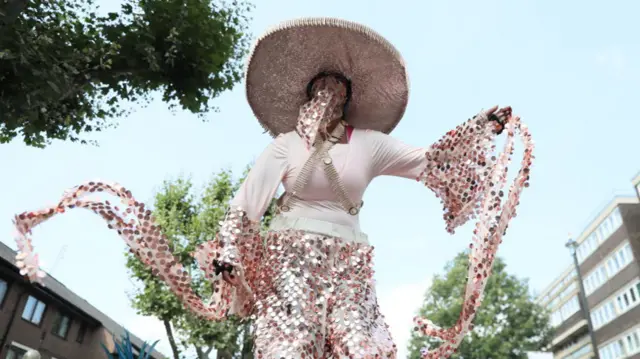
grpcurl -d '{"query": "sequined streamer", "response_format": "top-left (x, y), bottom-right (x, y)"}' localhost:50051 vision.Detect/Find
top-left (12, 183), bottom-right (261, 320)
top-left (414, 113), bottom-right (534, 359)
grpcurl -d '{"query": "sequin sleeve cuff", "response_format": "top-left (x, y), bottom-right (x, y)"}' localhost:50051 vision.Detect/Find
top-left (418, 111), bottom-right (497, 234)
top-left (216, 207), bottom-right (259, 266)
top-left (414, 112), bottom-right (535, 359)
top-left (193, 206), bottom-right (261, 317)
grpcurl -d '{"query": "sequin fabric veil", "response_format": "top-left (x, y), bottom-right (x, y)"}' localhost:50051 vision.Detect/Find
top-left (12, 80), bottom-right (534, 358)
top-left (295, 75), bottom-right (347, 148)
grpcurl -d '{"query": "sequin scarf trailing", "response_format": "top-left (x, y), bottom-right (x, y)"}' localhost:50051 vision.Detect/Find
top-left (12, 106), bottom-right (534, 358)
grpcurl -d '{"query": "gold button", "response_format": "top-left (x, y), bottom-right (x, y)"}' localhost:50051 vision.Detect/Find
top-left (323, 157), bottom-right (332, 165)
top-left (349, 207), bottom-right (359, 215)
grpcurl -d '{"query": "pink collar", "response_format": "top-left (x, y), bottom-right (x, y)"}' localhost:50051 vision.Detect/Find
top-left (346, 126), bottom-right (354, 143)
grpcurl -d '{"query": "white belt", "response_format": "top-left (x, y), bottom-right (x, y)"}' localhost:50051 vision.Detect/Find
top-left (268, 216), bottom-right (369, 245)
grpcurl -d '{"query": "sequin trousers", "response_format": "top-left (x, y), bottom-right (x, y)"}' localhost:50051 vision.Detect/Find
top-left (251, 229), bottom-right (396, 359)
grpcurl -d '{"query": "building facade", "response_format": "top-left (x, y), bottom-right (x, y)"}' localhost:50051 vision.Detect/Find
top-left (632, 172), bottom-right (640, 200)
top-left (537, 195), bottom-right (640, 359)
top-left (0, 242), bottom-right (164, 359)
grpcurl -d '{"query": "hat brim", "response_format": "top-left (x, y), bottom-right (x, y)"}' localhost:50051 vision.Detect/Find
top-left (245, 18), bottom-right (409, 137)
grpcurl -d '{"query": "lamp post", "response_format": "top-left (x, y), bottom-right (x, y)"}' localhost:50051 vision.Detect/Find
top-left (566, 235), bottom-right (600, 359)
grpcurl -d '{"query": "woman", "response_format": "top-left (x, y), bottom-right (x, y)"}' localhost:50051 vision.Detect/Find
top-left (13, 18), bottom-right (534, 359)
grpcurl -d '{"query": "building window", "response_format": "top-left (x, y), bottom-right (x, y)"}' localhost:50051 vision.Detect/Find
top-left (550, 295), bottom-right (580, 327)
top-left (615, 282), bottom-right (640, 315)
top-left (584, 266), bottom-right (608, 295)
top-left (592, 281), bottom-right (640, 330)
top-left (560, 282), bottom-right (577, 299)
top-left (592, 301), bottom-right (616, 329)
top-left (607, 256), bottom-right (621, 275)
top-left (577, 207), bottom-right (623, 263)
top-left (599, 327), bottom-right (640, 359)
top-left (624, 329), bottom-right (640, 356)
top-left (563, 343), bottom-right (591, 359)
top-left (76, 322), bottom-right (87, 343)
top-left (599, 339), bottom-right (625, 359)
top-left (560, 296), bottom-right (580, 319)
top-left (0, 279), bottom-right (8, 306)
top-left (583, 242), bottom-right (634, 295)
top-left (52, 313), bottom-right (71, 338)
top-left (5, 345), bottom-right (27, 359)
top-left (21, 296), bottom-right (46, 325)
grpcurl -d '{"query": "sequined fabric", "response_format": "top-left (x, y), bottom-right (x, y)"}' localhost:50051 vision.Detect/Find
top-left (252, 230), bottom-right (396, 358)
top-left (295, 76), bottom-right (346, 148)
top-left (12, 184), bottom-right (257, 320)
top-left (193, 207), bottom-right (261, 317)
top-left (414, 113), bottom-right (534, 358)
top-left (12, 191), bottom-right (396, 358)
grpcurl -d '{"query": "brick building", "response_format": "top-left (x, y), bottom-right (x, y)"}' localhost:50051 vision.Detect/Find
top-left (0, 242), bottom-right (164, 359)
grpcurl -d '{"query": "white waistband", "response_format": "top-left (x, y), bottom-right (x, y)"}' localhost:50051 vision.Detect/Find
top-left (269, 216), bottom-right (369, 245)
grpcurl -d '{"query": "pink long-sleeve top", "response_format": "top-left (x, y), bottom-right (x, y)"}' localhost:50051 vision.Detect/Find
top-left (231, 129), bottom-right (426, 230)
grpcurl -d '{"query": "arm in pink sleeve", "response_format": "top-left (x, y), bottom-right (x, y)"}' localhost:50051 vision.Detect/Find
top-left (193, 133), bottom-right (290, 317)
top-left (230, 133), bottom-right (289, 221)
top-left (370, 131), bottom-right (428, 179)
top-left (369, 119), bottom-right (494, 234)
top-left (211, 133), bottom-right (289, 266)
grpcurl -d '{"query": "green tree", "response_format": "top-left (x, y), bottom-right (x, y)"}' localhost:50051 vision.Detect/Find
top-left (125, 167), bottom-right (276, 359)
top-left (0, 0), bottom-right (252, 148)
top-left (408, 252), bottom-right (554, 359)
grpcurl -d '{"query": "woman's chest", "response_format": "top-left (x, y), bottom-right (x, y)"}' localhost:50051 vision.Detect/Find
top-left (282, 137), bottom-right (373, 200)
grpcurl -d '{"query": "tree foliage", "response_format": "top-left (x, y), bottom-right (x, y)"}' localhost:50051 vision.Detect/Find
top-left (408, 252), bottom-right (554, 359)
top-left (125, 167), bottom-right (276, 359)
top-left (0, 0), bottom-right (252, 147)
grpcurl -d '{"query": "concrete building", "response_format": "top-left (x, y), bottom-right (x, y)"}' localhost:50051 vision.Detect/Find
top-left (537, 195), bottom-right (640, 359)
top-left (632, 172), bottom-right (640, 200)
top-left (0, 241), bottom-right (164, 359)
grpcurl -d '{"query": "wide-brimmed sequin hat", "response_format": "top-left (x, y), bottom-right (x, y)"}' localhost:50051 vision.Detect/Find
top-left (245, 17), bottom-right (410, 137)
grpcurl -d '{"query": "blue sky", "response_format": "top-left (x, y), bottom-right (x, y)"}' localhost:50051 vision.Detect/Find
top-left (1, 0), bottom-right (638, 358)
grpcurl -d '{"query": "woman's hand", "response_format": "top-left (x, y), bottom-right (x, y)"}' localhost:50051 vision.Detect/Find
top-left (213, 260), bottom-right (240, 286)
top-left (486, 105), bottom-right (515, 134)
top-left (222, 270), bottom-right (240, 286)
